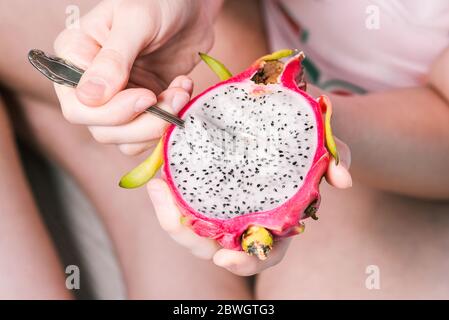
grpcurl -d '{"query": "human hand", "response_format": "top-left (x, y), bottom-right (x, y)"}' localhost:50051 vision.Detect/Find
top-left (147, 138), bottom-right (352, 276)
top-left (53, 0), bottom-right (216, 154)
top-left (55, 75), bottom-right (192, 155)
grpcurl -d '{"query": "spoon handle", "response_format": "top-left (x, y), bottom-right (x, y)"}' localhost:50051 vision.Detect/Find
top-left (28, 49), bottom-right (185, 128)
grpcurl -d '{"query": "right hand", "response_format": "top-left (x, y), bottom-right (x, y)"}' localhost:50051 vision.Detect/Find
top-left (53, 0), bottom-right (216, 154)
top-left (147, 138), bottom-right (352, 276)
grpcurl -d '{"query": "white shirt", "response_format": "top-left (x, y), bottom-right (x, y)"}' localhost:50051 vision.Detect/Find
top-left (263, 0), bottom-right (449, 93)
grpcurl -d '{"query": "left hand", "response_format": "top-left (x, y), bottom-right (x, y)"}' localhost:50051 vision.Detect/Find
top-left (147, 138), bottom-right (352, 276)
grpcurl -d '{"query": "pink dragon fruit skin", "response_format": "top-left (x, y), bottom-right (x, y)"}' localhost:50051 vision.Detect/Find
top-left (162, 54), bottom-right (330, 252)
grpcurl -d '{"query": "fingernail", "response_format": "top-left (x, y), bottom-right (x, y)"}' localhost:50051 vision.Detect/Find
top-left (213, 253), bottom-right (231, 268)
top-left (214, 259), bottom-right (229, 268)
top-left (344, 171), bottom-right (353, 188)
top-left (181, 79), bottom-right (193, 92)
top-left (78, 77), bottom-right (106, 100)
top-left (172, 92), bottom-right (189, 113)
top-left (338, 164), bottom-right (353, 189)
top-left (135, 96), bottom-right (154, 113)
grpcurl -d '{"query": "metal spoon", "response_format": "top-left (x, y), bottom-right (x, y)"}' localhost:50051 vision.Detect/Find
top-left (28, 49), bottom-right (185, 128)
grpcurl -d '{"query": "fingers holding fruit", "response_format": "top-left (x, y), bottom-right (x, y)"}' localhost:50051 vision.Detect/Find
top-left (325, 137), bottom-right (352, 189)
top-left (147, 178), bottom-right (289, 275)
top-left (126, 50), bottom-right (353, 275)
top-left (147, 178), bottom-right (220, 260)
top-left (213, 238), bottom-right (292, 276)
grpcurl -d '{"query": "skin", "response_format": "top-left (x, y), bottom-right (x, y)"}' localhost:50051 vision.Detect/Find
top-left (0, 0), bottom-right (448, 298)
top-left (0, 98), bottom-right (71, 299)
top-left (50, 0), bottom-right (351, 276)
top-left (0, 0), bottom-right (252, 299)
top-left (331, 87), bottom-right (449, 199)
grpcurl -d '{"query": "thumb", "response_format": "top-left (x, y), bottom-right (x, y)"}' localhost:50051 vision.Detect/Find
top-left (76, 3), bottom-right (156, 106)
top-left (325, 137), bottom-right (352, 189)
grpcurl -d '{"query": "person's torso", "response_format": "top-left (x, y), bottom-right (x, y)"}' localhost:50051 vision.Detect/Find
top-left (263, 0), bottom-right (449, 94)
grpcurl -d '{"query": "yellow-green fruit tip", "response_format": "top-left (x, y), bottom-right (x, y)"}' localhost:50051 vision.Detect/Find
top-left (119, 139), bottom-right (164, 189)
top-left (198, 52), bottom-right (232, 81)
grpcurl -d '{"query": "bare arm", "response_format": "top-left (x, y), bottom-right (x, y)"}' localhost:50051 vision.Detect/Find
top-left (0, 96), bottom-right (71, 299)
top-left (325, 47), bottom-right (449, 200)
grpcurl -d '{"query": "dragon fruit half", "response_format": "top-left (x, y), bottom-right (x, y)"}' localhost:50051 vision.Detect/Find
top-left (120, 49), bottom-right (338, 260)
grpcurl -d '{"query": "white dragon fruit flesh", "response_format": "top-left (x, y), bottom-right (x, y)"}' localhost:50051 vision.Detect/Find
top-left (161, 51), bottom-right (332, 259)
